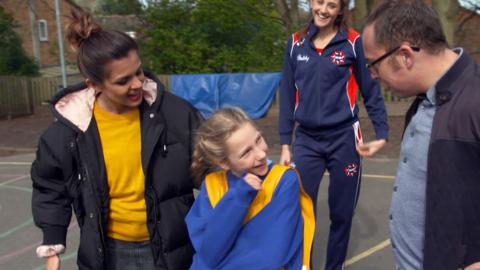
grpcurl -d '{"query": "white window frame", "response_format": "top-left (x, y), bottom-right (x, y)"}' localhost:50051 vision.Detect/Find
top-left (37, 20), bottom-right (48, 42)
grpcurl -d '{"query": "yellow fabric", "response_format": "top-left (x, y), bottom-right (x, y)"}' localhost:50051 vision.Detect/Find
top-left (298, 172), bottom-right (315, 270)
top-left (94, 103), bottom-right (149, 242)
top-left (204, 165), bottom-right (315, 269)
top-left (204, 170), bottom-right (229, 209)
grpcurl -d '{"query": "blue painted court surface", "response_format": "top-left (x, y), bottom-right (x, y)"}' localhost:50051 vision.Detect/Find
top-left (0, 153), bottom-right (397, 269)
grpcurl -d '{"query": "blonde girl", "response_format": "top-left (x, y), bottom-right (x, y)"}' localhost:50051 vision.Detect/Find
top-left (186, 107), bottom-right (315, 269)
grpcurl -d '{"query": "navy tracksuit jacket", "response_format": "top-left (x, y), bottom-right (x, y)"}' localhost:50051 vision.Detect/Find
top-left (279, 23), bottom-right (389, 270)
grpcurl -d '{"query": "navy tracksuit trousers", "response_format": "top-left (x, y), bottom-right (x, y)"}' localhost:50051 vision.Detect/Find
top-left (293, 122), bottom-right (362, 270)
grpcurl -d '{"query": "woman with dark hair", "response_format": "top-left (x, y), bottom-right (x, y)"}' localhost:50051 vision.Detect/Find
top-left (278, 0), bottom-right (389, 269)
top-left (31, 9), bottom-right (201, 270)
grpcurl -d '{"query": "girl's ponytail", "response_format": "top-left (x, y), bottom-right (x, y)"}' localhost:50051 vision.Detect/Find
top-left (191, 138), bottom-right (211, 186)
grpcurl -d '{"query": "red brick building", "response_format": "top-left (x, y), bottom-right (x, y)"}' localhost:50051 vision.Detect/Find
top-left (456, 8), bottom-right (480, 62)
top-left (0, 0), bottom-right (79, 67)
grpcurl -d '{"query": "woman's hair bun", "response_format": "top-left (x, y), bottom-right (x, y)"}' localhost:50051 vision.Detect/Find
top-left (65, 8), bottom-right (101, 49)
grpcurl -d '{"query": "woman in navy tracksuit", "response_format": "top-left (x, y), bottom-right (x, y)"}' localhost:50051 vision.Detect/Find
top-left (278, 1), bottom-right (388, 269)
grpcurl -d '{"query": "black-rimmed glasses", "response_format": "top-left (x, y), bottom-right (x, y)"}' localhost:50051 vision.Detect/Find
top-left (366, 46), bottom-right (420, 69)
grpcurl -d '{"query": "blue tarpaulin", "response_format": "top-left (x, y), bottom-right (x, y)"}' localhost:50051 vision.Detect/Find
top-left (171, 72), bottom-right (281, 119)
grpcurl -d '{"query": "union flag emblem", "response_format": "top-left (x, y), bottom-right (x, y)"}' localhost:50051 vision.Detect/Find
top-left (330, 50), bottom-right (346, 65)
top-left (344, 163), bottom-right (358, 177)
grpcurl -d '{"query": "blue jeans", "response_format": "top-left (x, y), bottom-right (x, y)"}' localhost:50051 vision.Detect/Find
top-left (106, 238), bottom-right (156, 270)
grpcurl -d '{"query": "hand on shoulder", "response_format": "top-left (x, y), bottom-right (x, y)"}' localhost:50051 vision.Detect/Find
top-left (279, 145), bottom-right (292, 165)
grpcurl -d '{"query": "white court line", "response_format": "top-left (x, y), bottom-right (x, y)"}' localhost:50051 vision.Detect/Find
top-left (362, 173), bottom-right (395, 180)
top-left (345, 239), bottom-right (391, 266)
top-left (343, 173), bottom-right (394, 265)
top-left (324, 172), bottom-right (396, 180)
top-left (0, 175), bottom-right (29, 187)
top-left (324, 172), bottom-right (395, 266)
top-left (0, 162), bottom-right (31, 166)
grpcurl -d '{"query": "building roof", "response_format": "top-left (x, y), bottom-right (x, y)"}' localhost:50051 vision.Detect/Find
top-left (96, 14), bottom-right (144, 32)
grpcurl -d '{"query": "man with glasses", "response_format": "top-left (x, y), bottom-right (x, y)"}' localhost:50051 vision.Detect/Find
top-left (359, 1), bottom-right (480, 270)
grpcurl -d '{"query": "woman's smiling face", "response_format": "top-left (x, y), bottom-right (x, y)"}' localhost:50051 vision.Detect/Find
top-left (93, 49), bottom-right (145, 114)
top-left (310, 0), bottom-right (342, 30)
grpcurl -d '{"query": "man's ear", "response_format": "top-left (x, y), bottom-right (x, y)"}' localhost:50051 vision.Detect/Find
top-left (398, 44), bottom-right (416, 69)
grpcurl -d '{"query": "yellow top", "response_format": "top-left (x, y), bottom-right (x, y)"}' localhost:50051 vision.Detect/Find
top-left (94, 103), bottom-right (149, 242)
top-left (205, 165), bottom-right (315, 270)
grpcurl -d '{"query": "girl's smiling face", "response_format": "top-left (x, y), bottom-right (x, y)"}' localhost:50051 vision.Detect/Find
top-left (219, 123), bottom-right (269, 177)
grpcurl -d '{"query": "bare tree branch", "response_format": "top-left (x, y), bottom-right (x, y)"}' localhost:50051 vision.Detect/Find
top-left (236, 0), bottom-right (287, 28)
top-left (456, 0), bottom-right (479, 34)
top-left (274, 0), bottom-right (292, 28)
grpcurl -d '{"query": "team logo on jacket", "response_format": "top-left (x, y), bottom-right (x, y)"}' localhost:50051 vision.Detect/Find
top-left (330, 50), bottom-right (346, 65)
top-left (344, 163), bottom-right (358, 177)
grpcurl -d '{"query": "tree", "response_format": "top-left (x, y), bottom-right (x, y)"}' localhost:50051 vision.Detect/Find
top-left (140, 0), bottom-right (479, 74)
top-left (98, 0), bottom-right (144, 15)
top-left (237, 0), bottom-right (307, 32)
top-left (350, 0), bottom-right (479, 49)
top-left (274, 0), bottom-right (301, 30)
top-left (350, 0), bottom-right (382, 30)
top-left (431, 0), bottom-right (460, 47)
top-left (0, 6), bottom-right (38, 76)
top-left (140, 0), bottom-right (286, 74)
top-left (451, 0), bottom-right (480, 58)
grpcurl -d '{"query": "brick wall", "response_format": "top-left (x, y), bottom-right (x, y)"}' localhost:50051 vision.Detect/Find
top-left (1, 0), bottom-right (77, 67)
top-left (2, 0), bottom-right (32, 60)
top-left (456, 9), bottom-right (480, 62)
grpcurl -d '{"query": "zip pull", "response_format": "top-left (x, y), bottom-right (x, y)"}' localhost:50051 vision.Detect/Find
top-left (161, 144), bottom-right (168, 157)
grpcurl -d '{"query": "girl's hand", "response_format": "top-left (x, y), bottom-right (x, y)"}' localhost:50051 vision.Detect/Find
top-left (279, 145), bottom-right (292, 166)
top-left (45, 255), bottom-right (60, 270)
top-left (242, 173), bottom-right (262, 190)
top-left (356, 139), bottom-right (387, 157)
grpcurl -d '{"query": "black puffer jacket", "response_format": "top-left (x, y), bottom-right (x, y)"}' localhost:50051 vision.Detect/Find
top-left (31, 71), bottom-right (202, 269)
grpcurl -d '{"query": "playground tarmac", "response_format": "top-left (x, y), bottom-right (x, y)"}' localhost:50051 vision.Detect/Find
top-left (0, 152), bottom-right (398, 270)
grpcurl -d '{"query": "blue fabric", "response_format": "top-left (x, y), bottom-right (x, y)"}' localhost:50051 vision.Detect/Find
top-left (278, 24), bottom-right (389, 145)
top-left (293, 123), bottom-right (361, 270)
top-left (171, 73), bottom-right (281, 119)
top-left (390, 87), bottom-right (436, 270)
top-left (185, 165), bottom-right (304, 269)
